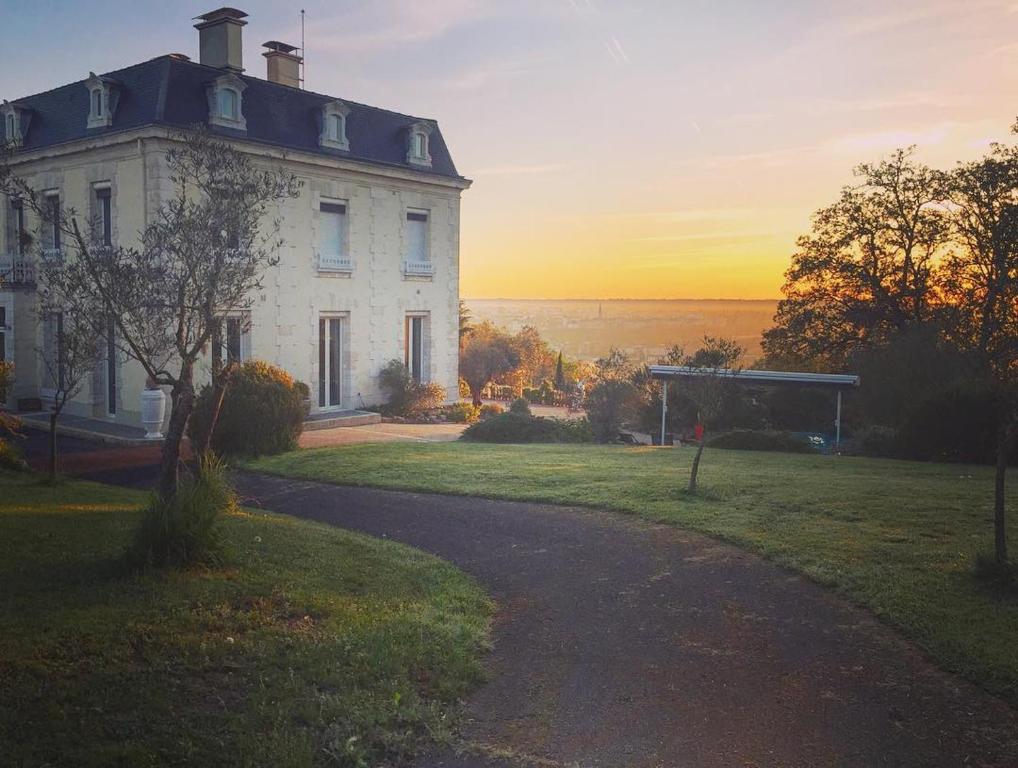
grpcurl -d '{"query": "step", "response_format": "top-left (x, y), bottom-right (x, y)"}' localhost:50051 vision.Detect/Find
top-left (302, 410), bottom-right (382, 431)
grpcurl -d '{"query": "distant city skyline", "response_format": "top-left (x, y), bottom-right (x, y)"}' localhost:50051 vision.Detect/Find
top-left (2, 0), bottom-right (1015, 299)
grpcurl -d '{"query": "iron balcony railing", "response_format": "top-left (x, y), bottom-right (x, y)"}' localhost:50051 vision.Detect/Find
top-left (403, 259), bottom-right (433, 276)
top-left (317, 252), bottom-right (353, 272)
top-left (0, 253), bottom-right (36, 286)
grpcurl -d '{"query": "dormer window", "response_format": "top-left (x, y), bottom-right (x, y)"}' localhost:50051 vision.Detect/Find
top-left (206, 73), bottom-right (247, 130)
top-left (1, 101), bottom-right (31, 147)
top-left (84, 72), bottom-right (119, 129)
top-left (319, 100), bottom-right (350, 151)
top-left (219, 88), bottom-right (239, 120)
top-left (406, 121), bottom-right (434, 167)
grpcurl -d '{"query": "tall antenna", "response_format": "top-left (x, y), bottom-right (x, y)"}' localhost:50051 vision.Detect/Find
top-left (300, 9), bottom-right (306, 89)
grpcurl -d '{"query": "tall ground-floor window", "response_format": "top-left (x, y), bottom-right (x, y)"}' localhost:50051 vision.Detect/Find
top-left (105, 317), bottom-right (116, 415)
top-left (41, 312), bottom-right (65, 394)
top-left (405, 313), bottom-right (428, 383)
top-left (212, 315), bottom-right (250, 370)
top-left (0, 305), bottom-right (7, 401)
top-left (318, 316), bottom-right (344, 408)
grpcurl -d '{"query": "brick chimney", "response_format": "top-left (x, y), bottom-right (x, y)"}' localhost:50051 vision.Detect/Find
top-left (262, 41), bottom-right (302, 88)
top-left (194, 7), bottom-right (248, 72)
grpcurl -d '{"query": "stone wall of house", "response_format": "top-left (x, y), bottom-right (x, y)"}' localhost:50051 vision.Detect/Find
top-left (1, 132), bottom-right (464, 428)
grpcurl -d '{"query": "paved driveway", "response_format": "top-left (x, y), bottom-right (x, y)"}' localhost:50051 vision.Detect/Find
top-left (235, 473), bottom-right (1018, 768)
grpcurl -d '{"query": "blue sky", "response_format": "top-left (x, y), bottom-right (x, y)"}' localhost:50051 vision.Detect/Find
top-left (3, 0), bottom-right (1016, 298)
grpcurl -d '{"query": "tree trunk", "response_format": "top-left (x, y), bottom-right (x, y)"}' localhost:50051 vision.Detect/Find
top-left (470, 383), bottom-right (483, 407)
top-left (688, 440), bottom-right (705, 494)
top-left (158, 362), bottom-right (195, 500)
top-left (48, 411), bottom-right (57, 482)
top-left (994, 416), bottom-right (1009, 565)
top-left (194, 361), bottom-right (235, 457)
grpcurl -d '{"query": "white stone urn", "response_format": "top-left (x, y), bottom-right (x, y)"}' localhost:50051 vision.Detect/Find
top-left (140, 388), bottom-right (167, 440)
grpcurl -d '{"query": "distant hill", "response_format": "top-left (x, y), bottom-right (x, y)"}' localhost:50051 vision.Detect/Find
top-left (465, 298), bottom-right (778, 364)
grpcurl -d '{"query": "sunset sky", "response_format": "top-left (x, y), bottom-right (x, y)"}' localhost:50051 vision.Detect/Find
top-left (2, 0), bottom-right (1016, 299)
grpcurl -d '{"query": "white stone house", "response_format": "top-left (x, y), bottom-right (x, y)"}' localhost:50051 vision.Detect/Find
top-left (0, 7), bottom-right (469, 429)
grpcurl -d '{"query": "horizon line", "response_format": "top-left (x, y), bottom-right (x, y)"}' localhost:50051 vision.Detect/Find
top-left (462, 296), bottom-right (782, 302)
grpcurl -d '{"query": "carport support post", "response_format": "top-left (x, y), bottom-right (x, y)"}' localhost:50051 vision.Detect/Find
top-left (660, 380), bottom-right (668, 447)
top-left (835, 389), bottom-right (842, 448)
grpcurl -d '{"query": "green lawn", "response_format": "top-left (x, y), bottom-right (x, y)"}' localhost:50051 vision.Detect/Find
top-left (0, 471), bottom-right (491, 768)
top-left (248, 443), bottom-right (1018, 706)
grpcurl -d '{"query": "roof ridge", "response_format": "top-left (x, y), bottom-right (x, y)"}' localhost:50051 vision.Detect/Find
top-left (4, 55), bottom-right (176, 104)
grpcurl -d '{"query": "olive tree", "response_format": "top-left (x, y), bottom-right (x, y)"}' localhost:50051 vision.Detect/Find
top-left (0, 129), bottom-right (301, 499)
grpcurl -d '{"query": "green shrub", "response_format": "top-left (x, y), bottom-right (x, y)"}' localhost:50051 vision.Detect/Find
top-left (378, 360), bottom-right (446, 418)
top-left (585, 379), bottom-right (642, 443)
top-left (852, 425), bottom-right (900, 458)
top-left (0, 438), bottom-right (28, 472)
top-left (130, 454), bottom-right (234, 568)
top-left (444, 402), bottom-right (481, 423)
top-left (189, 360), bottom-right (307, 458)
top-left (461, 412), bottom-right (592, 444)
top-left (479, 403), bottom-right (504, 420)
top-left (897, 384), bottom-right (1016, 464)
top-left (508, 397), bottom-right (531, 416)
top-left (707, 429), bottom-right (815, 454)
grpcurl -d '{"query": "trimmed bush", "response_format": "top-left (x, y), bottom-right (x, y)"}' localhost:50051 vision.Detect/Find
top-left (189, 360), bottom-right (306, 458)
top-left (461, 412), bottom-right (592, 443)
top-left (378, 360), bottom-right (446, 418)
top-left (444, 402), bottom-right (481, 423)
top-left (707, 429), bottom-right (815, 454)
top-left (130, 454), bottom-right (233, 568)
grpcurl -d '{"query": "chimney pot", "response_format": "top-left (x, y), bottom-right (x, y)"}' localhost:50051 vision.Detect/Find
top-left (194, 7), bottom-right (248, 72)
top-left (262, 40), bottom-right (302, 88)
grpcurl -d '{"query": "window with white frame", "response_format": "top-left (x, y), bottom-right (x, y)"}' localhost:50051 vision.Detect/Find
top-left (406, 121), bottom-right (433, 166)
top-left (405, 314), bottom-right (429, 383)
top-left (404, 209), bottom-right (431, 275)
top-left (318, 201), bottom-right (350, 271)
top-left (42, 192), bottom-right (61, 254)
top-left (104, 316), bottom-right (117, 415)
top-left (219, 88), bottom-right (239, 120)
top-left (4, 113), bottom-right (14, 141)
top-left (212, 315), bottom-right (250, 369)
top-left (206, 74), bottom-right (247, 130)
top-left (7, 198), bottom-right (25, 255)
top-left (94, 186), bottom-right (112, 246)
top-left (0, 304), bottom-right (6, 402)
top-left (42, 312), bottom-right (65, 392)
top-left (318, 315), bottom-right (345, 408)
top-left (320, 101), bottom-right (350, 151)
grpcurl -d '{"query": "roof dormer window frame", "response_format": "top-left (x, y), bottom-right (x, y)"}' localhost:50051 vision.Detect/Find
top-left (319, 100), bottom-right (350, 151)
top-left (406, 121), bottom-right (434, 167)
top-left (85, 72), bottom-right (119, 130)
top-left (1, 101), bottom-right (31, 147)
top-left (206, 73), bottom-right (247, 131)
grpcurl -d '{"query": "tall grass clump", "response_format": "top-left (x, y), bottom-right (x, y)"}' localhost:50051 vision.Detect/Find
top-left (130, 454), bottom-right (234, 568)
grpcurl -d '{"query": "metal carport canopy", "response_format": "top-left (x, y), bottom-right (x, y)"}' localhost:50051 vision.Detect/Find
top-left (647, 366), bottom-right (861, 447)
